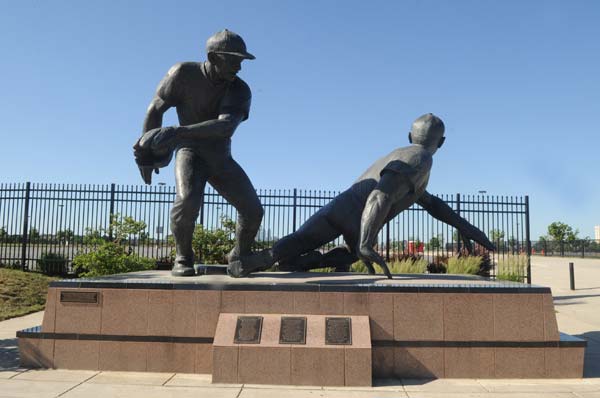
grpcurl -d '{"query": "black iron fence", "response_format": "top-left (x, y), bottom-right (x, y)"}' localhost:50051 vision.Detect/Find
top-left (531, 239), bottom-right (600, 258)
top-left (0, 182), bottom-right (531, 281)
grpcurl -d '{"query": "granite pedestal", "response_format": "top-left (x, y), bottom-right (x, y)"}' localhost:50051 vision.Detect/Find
top-left (17, 270), bottom-right (586, 384)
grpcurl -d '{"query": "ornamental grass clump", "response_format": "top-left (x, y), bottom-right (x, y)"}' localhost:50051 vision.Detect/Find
top-left (446, 255), bottom-right (482, 275)
top-left (496, 254), bottom-right (527, 282)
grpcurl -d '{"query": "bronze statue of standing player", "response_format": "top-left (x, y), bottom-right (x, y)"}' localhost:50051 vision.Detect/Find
top-left (133, 29), bottom-right (267, 277)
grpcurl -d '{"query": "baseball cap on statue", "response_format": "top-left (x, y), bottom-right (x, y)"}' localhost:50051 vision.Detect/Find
top-left (206, 29), bottom-right (255, 60)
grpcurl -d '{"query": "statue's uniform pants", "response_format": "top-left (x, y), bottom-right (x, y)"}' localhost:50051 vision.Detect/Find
top-left (171, 147), bottom-right (263, 266)
top-left (272, 192), bottom-right (363, 269)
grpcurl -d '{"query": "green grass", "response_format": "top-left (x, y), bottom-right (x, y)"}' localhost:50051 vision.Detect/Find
top-left (496, 255), bottom-right (527, 282)
top-left (0, 268), bottom-right (57, 321)
top-left (446, 256), bottom-right (482, 275)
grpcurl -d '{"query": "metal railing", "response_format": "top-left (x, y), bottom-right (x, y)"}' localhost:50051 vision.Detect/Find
top-left (0, 182), bottom-right (531, 281)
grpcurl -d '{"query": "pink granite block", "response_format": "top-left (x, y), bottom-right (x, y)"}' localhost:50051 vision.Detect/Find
top-left (19, 338), bottom-right (54, 368)
top-left (444, 347), bottom-right (494, 378)
top-left (444, 293), bottom-right (494, 341)
top-left (320, 292), bottom-right (344, 315)
top-left (147, 290), bottom-right (174, 336)
top-left (291, 347), bottom-right (344, 386)
top-left (542, 294), bottom-right (560, 341)
top-left (221, 291), bottom-right (245, 314)
top-left (195, 290), bottom-right (222, 337)
top-left (54, 340), bottom-right (99, 370)
top-left (41, 288), bottom-right (57, 333)
top-left (343, 293), bottom-right (369, 315)
top-left (394, 347), bottom-right (444, 378)
top-left (172, 290), bottom-right (197, 337)
top-left (55, 289), bottom-right (102, 334)
top-left (99, 341), bottom-right (147, 371)
top-left (494, 294), bottom-right (544, 341)
top-left (372, 347), bottom-right (394, 378)
top-left (495, 347), bottom-right (545, 378)
top-left (293, 291), bottom-right (321, 315)
top-left (100, 289), bottom-right (148, 335)
top-left (212, 346), bottom-right (238, 383)
top-left (238, 346), bottom-right (291, 384)
top-left (345, 347), bottom-right (372, 386)
top-left (147, 342), bottom-right (195, 373)
top-left (196, 343), bottom-right (213, 373)
top-left (368, 293), bottom-right (394, 340)
top-left (545, 347), bottom-right (585, 378)
top-left (394, 293), bottom-right (444, 341)
top-left (245, 291), bottom-right (294, 314)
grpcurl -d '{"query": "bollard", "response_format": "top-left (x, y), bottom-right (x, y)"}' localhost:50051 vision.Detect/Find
top-left (569, 262), bottom-right (575, 290)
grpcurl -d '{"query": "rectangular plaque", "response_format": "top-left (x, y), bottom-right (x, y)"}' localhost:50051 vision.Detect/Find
top-left (325, 317), bottom-right (352, 345)
top-left (279, 316), bottom-right (307, 344)
top-left (234, 316), bottom-right (263, 344)
top-left (60, 291), bottom-right (99, 304)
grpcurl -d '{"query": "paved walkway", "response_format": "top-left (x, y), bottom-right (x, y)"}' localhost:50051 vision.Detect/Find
top-left (0, 256), bottom-right (599, 397)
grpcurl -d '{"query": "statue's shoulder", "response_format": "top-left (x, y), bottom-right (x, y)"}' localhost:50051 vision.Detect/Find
top-left (165, 62), bottom-right (202, 80)
top-left (230, 77), bottom-right (252, 99)
top-left (383, 146), bottom-right (432, 176)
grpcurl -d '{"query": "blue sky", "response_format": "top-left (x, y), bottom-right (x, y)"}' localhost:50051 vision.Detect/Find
top-left (1, 0), bottom-right (598, 239)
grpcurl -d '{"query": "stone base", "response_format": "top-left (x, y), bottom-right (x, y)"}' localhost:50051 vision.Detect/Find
top-left (212, 313), bottom-right (371, 386)
top-left (17, 270), bottom-right (587, 381)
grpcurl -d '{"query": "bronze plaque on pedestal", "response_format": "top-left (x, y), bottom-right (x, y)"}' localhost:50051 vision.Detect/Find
top-left (60, 291), bottom-right (99, 304)
top-left (279, 316), bottom-right (307, 344)
top-left (234, 316), bottom-right (263, 344)
top-left (325, 317), bottom-right (352, 345)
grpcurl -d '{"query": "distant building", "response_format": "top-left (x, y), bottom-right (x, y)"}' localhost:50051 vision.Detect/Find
top-left (595, 225), bottom-right (600, 241)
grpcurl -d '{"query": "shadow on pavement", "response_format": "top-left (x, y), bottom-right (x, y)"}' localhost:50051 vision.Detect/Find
top-left (575, 331), bottom-right (600, 378)
top-left (0, 337), bottom-right (20, 370)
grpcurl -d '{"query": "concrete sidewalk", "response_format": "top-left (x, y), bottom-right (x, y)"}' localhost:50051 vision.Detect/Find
top-left (0, 256), bottom-right (599, 397)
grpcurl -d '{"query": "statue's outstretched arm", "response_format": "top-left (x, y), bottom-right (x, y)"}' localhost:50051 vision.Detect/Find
top-left (417, 191), bottom-right (495, 251)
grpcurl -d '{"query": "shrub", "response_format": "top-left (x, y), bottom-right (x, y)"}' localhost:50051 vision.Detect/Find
top-left (446, 256), bottom-right (482, 275)
top-left (496, 255), bottom-right (527, 282)
top-left (73, 214), bottom-right (155, 277)
top-left (37, 252), bottom-right (68, 276)
top-left (192, 221), bottom-right (235, 264)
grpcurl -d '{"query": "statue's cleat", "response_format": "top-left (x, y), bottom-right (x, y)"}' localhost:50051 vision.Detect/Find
top-left (227, 249), bottom-right (273, 278)
top-left (171, 263), bottom-right (195, 277)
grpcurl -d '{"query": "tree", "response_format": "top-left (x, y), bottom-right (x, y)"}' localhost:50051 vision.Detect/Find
top-left (0, 227), bottom-right (7, 241)
top-left (56, 229), bottom-right (75, 245)
top-left (428, 235), bottom-right (443, 249)
top-left (29, 227), bottom-right (40, 241)
top-left (489, 229), bottom-right (505, 243)
top-left (547, 222), bottom-right (578, 242)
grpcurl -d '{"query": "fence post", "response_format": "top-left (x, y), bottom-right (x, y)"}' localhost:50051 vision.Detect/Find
top-left (292, 188), bottom-right (297, 232)
top-left (199, 189), bottom-right (205, 227)
top-left (582, 240), bottom-right (585, 258)
top-left (386, 222), bottom-right (390, 261)
top-left (20, 182), bottom-right (31, 271)
top-left (560, 241), bottom-right (565, 257)
top-left (455, 193), bottom-right (461, 253)
top-left (108, 183), bottom-right (116, 240)
top-left (525, 195), bottom-right (531, 284)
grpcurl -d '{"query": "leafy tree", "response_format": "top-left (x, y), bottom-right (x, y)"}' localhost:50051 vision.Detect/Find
top-left (0, 227), bottom-right (7, 241)
top-left (73, 214), bottom-right (154, 277)
top-left (428, 235), bottom-right (443, 249)
top-left (29, 227), bottom-right (40, 241)
top-left (489, 229), bottom-right (505, 242)
top-left (547, 222), bottom-right (578, 242)
top-left (56, 229), bottom-right (75, 245)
